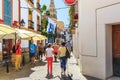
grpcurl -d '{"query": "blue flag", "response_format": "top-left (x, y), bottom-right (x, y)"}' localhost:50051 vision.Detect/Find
top-left (48, 23), bottom-right (54, 33)
top-left (47, 18), bottom-right (56, 34)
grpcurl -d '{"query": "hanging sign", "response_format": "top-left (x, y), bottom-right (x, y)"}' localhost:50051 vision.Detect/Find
top-left (64, 0), bottom-right (77, 5)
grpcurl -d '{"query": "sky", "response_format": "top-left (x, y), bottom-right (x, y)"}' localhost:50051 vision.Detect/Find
top-left (40, 0), bottom-right (70, 27)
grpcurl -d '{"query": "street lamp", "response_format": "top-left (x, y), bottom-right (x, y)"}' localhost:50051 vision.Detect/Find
top-left (19, 19), bottom-right (25, 26)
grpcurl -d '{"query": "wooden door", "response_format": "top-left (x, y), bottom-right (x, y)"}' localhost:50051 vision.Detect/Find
top-left (112, 25), bottom-right (120, 76)
top-left (2, 39), bottom-right (13, 60)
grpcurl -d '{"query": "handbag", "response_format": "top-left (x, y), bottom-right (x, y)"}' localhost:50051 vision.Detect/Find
top-left (65, 47), bottom-right (70, 58)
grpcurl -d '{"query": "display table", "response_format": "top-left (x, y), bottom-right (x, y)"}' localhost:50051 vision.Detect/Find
top-left (23, 52), bottom-right (30, 63)
top-left (11, 52), bottom-right (30, 66)
top-left (11, 54), bottom-right (16, 66)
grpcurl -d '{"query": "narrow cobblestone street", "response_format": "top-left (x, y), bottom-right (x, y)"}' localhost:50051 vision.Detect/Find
top-left (14, 54), bottom-right (86, 80)
top-left (1, 53), bottom-right (118, 80)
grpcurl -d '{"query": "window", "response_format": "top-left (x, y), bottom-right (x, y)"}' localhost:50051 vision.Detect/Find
top-left (4, 0), bottom-right (12, 26)
top-left (29, 0), bottom-right (34, 4)
top-left (28, 9), bottom-right (34, 29)
top-left (37, 16), bottom-right (41, 31)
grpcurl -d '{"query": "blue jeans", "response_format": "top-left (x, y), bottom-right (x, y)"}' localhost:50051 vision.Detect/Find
top-left (60, 56), bottom-right (67, 71)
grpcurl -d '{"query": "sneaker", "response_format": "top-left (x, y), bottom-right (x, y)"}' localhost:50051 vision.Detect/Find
top-left (47, 74), bottom-right (53, 79)
top-left (61, 72), bottom-right (66, 76)
top-left (61, 72), bottom-right (64, 75)
top-left (45, 73), bottom-right (49, 78)
top-left (50, 74), bottom-right (53, 78)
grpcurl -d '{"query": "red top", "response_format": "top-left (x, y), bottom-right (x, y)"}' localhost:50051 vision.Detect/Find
top-left (53, 46), bottom-right (59, 53)
top-left (15, 44), bottom-right (22, 55)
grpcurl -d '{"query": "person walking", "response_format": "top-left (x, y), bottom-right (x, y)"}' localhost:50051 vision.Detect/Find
top-left (45, 43), bottom-right (54, 78)
top-left (53, 43), bottom-right (59, 62)
top-left (58, 42), bottom-right (67, 76)
top-left (29, 40), bottom-right (37, 65)
top-left (15, 38), bottom-right (22, 71)
top-left (37, 43), bottom-right (44, 61)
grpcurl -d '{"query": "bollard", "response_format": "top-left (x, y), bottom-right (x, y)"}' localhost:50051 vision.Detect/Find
top-left (22, 54), bottom-right (25, 66)
top-left (6, 59), bottom-right (9, 73)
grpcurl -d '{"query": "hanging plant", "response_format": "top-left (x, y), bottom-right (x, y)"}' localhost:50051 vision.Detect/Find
top-left (40, 4), bottom-right (51, 39)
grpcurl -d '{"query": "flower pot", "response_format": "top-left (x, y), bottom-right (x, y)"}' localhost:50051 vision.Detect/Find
top-left (71, 28), bottom-right (76, 34)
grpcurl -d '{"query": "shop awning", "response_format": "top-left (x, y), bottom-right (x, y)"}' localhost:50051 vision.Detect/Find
top-left (0, 24), bottom-right (16, 34)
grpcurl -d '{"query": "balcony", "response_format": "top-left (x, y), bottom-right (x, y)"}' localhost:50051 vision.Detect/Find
top-left (37, 2), bottom-right (41, 10)
top-left (28, 20), bottom-right (34, 29)
top-left (29, 0), bottom-right (34, 4)
top-left (73, 13), bottom-right (78, 23)
top-left (37, 24), bottom-right (41, 31)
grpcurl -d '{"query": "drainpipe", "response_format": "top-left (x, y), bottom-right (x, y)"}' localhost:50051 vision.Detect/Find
top-left (18, 0), bottom-right (21, 23)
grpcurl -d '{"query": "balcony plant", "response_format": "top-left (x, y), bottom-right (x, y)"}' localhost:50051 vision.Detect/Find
top-left (40, 5), bottom-right (51, 38)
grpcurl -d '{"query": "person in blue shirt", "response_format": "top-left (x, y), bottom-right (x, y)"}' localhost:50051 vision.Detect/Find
top-left (29, 40), bottom-right (37, 64)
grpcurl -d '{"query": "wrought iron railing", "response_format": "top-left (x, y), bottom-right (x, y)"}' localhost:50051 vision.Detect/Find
top-left (29, 0), bottom-right (34, 4)
top-left (37, 24), bottom-right (41, 31)
top-left (28, 20), bottom-right (34, 29)
top-left (37, 2), bottom-right (41, 10)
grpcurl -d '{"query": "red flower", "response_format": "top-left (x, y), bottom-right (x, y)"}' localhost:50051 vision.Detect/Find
top-left (0, 19), bottom-right (4, 24)
top-left (64, 0), bottom-right (77, 5)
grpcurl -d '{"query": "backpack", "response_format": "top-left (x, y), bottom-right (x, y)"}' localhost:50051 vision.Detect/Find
top-left (12, 45), bottom-right (19, 53)
top-left (65, 47), bottom-right (70, 58)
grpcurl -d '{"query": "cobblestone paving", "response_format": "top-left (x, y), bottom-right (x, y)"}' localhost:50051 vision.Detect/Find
top-left (15, 54), bottom-right (87, 80)
top-left (1, 54), bottom-right (117, 80)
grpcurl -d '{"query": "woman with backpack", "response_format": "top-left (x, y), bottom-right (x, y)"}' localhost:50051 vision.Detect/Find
top-left (58, 42), bottom-right (67, 76)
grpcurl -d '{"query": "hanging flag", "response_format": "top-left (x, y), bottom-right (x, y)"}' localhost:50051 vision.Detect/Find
top-left (48, 23), bottom-right (54, 33)
top-left (47, 18), bottom-right (56, 34)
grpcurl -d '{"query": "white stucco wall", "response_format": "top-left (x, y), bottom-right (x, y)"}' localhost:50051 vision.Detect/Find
top-left (0, 0), bottom-right (19, 50)
top-left (21, 0), bottom-right (29, 28)
top-left (78, 0), bottom-right (120, 79)
top-left (13, 0), bottom-right (19, 22)
top-left (0, 0), bottom-right (3, 51)
top-left (0, 0), bottom-right (2, 19)
top-left (73, 28), bottom-right (79, 58)
top-left (21, 0), bottom-right (41, 29)
top-left (20, 0), bottom-right (41, 48)
top-left (73, 28), bottom-right (82, 71)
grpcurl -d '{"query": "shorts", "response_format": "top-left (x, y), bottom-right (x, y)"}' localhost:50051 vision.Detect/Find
top-left (30, 53), bottom-right (35, 58)
top-left (39, 51), bottom-right (43, 56)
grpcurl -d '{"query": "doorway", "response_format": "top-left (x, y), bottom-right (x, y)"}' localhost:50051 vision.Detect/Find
top-left (112, 25), bottom-right (120, 76)
top-left (2, 39), bottom-right (13, 60)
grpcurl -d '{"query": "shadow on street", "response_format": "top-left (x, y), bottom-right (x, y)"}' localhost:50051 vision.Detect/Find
top-left (84, 75), bottom-right (102, 80)
top-left (45, 74), bottom-right (72, 80)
